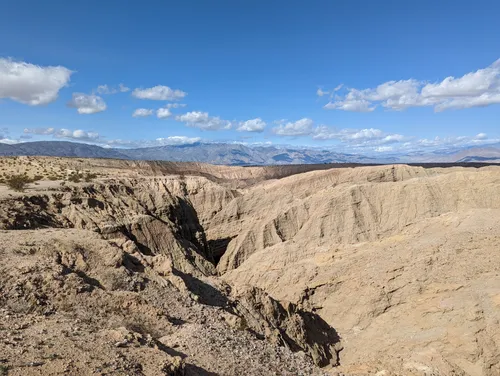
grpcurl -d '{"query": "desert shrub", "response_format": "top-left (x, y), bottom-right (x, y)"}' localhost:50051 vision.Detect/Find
top-left (67, 174), bottom-right (81, 183)
top-left (33, 175), bottom-right (44, 181)
top-left (4, 174), bottom-right (33, 192)
top-left (84, 172), bottom-right (97, 182)
top-left (0, 364), bottom-right (10, 375)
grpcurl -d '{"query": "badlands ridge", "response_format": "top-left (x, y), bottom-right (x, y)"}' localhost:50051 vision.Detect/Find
top-left (0, 156), bottom-right (499, 375)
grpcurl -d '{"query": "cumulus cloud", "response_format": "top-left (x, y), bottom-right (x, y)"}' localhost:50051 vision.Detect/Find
top-left (413, 134), bottom-right (497, 149)
top-left (311, 126), bottom-right (405, 146)
top-left (475, 133), bottom-right (488, 140)
top-left (324, 97), bottom-right (375, 112)
top-left (96, 83), bottom-right (130, 95)
top-left (22, 126), bottom-right (203, 148)
top-left (237, 118), bottom-right (266, 132)
top-left (157, 108), bottom-right (172, 119)
top-left (0, 138), bottom-right (20, 144)
top-left (103, 136), bottom-right (201, 148)
top-left (67, 93), bottom-right (107, 114)
top-left (132, 108), bottom-right (153, 117)
top-left (24, 127), bottom-right (100, 141)
top-left (272, 118), bottom-right (314, 136)
top-left (434, 93), bottom-right (500, 112)
top-left (176, 111), bottom-right (232, 130)
top-left (0, 58), bottom-right (72, 105)
top-left (132, 85), bottom-right (187, 101)
top-left (58, 129), bottom-right (99, 141)
top-left (323, 59), bottom-right (500, 112)
top-left (23, 127), bottom-right (56, 135)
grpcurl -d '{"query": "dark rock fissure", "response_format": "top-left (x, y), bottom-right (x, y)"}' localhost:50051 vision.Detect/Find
top-left (207, 236), bottom-right (234, 266)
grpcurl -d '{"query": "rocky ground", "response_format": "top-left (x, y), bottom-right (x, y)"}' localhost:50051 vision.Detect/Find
top-left (0, 157), bottom-right (499, 375)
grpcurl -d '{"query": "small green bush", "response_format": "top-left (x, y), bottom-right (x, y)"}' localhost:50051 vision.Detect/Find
top-left (84, 173), bottom-right (97, 182)
top-left (0, 364), bottom-right (10, 376)
top-left (4, 174), bottom-right (33, 192)
top-left (67, 174), bottom-right (81, 183)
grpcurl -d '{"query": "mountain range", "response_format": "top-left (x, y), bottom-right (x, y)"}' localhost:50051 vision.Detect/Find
top-left (1, 140), bottom-right (499, 164)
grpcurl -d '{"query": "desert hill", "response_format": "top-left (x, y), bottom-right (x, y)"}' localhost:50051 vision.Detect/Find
top-left (0, 156), bottom-right (499, 375)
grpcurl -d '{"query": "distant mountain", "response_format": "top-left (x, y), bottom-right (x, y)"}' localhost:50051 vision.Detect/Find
top-left (1, 140), bottom-right (499, 165)
top-left (122, 142), bottom-right (382, 165)
top-left (0, 141), bottom-right (130, 159)
top-left (0, 141), bottom-right (382, 165)
top-left (452, 145), bottom-right (500, 163)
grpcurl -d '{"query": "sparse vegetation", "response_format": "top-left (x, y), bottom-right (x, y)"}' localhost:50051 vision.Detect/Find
top-left (84, 172), bottom-right (98, 182)
top-left (67, 173), bottom-right (81, 183)
top-left (4, 174), bottom-right (33, 192)
top-left (0, 364), bottom-right (9, 376)
top-left (67, 171), bottom-right (97, 183)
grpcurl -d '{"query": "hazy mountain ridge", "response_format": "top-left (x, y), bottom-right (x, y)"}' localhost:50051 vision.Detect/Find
top-left (1, 140), bottom-right (499, 164)
top-left (0, 141), bottom-right (382, 165)
top-left (0, 141), bottom-right (130, 159)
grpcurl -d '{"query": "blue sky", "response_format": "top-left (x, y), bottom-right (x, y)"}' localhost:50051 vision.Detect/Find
top-left (1, 0), bottom-right (499, 154)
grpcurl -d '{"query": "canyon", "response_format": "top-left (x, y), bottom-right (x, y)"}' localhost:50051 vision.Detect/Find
top-left (1, 156), bottom-right (499, 375)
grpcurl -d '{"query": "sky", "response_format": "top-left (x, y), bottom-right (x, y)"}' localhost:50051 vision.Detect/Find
top-left (1, 0), bottom-right (499, 155)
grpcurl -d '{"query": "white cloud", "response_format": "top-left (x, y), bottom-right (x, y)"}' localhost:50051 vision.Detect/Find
top-left (21, 128), bottom-right (200, 148)
top-left (237, 118), bottom-right (266, 132)
top-left (312, 125), bottom-right (406, 146)
top-left (176, 111), bottom-right (232, 130)
top-left (155, 136), bottom-right (200, 145)
top-left (23, 127), bottom-right (56, 135)
top-left (165, 103), bottom-right (187, 109)
top-left (317, 85), bottom-right (343, 98)
top-left (132, 108), bottom-right (153, 118)
top-left (96, 83), bottom-right (130, 95)
top-left (375, 146), bottom-right (393, 152)
top-left (272, 118), bottom-right (314, 136)
top-left (119, 83), bottom-right (130, 93)
top-left (421, 61), bottom-right (500, 98)
top-left (104, 136), bottom-right (201, 148)
top-left (157, 108), bottom-right (172, 119)
top-left (0, 138), bottom-right (20, 144)
top-left (23, 127), bottom-right (100, 141)
top-left (67, 93), bottom-right (107, 114)
top-left (0, 58), bottom-right (72, 105)
top-left (323, 89), bottom-right (375, 112)
top-left (323, 59), bottom-right (500, 112)
top-left (380, 134), bottom-right (405, 144)
top-left (434, 93), bottom-right (500, 112)
top-left (475, 133), bottom-right (488, 140)
top-left (61, 129), bottom-right (99, 140)
top-left (345, 128), bottom-right (383, 140)
top-left (132, 85), bottom-right (186, 101)
top-left (317, 88), bottom-right (329, 97)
